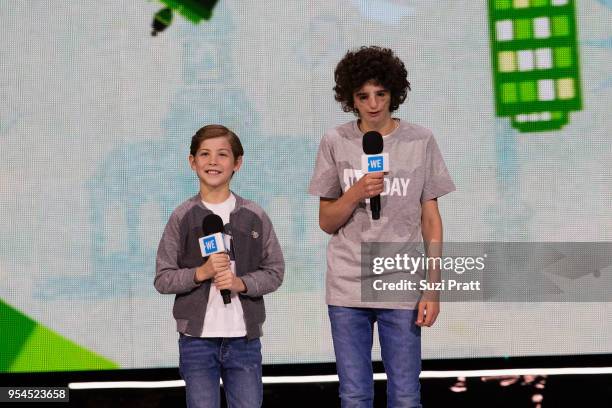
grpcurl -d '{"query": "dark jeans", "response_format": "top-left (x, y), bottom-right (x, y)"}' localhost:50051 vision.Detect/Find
top-left (328, 306), bottom-right (422, 408)
top-left (178, 335), bottom-right (262, 408)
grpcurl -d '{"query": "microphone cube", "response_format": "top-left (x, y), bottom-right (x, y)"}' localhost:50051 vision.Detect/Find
top-left (199, 232), bottom-right (227, 257)
top-left (361, 153), bottom-right (389, 173)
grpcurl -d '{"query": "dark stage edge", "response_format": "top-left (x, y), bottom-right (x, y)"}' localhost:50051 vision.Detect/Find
top-left (2, 355), bottom-right (612, 407)
top-left (1, 375), bottom-right (612, 407)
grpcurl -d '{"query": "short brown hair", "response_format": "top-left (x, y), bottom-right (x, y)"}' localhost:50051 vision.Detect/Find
top-left (190, 124), bottom-right (244, 159)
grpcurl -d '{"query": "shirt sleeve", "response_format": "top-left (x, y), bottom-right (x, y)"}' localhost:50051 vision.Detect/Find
top-left (240, 211), bottom-right (285, 298)
top-left (308, 132), bottom-right (342, 199)
top-left (421, 134), bottom-right (456, 202)
top-left (154, 211), bottom-right (201, 295)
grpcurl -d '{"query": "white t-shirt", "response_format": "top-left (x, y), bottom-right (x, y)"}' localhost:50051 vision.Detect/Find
top-left (200, 193), bottom-right (247, 337)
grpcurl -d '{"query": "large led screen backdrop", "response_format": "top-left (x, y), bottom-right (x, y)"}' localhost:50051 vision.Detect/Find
top-left (1, 0), bottom-right (611, 372)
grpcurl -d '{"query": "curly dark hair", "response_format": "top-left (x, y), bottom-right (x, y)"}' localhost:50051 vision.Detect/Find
top-left (333, 46), bottom-right (410, 115)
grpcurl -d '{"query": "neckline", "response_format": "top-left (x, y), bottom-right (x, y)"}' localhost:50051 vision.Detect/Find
top-left (355, 118), bottom-right (400, 139)
top-left (202, 192), bottom-right (235, 207)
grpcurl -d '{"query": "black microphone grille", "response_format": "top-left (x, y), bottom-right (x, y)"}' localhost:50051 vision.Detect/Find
top-left (202, 213), bottom-right (224, 235)
top-left (362, 131), bottom-right (384, 154)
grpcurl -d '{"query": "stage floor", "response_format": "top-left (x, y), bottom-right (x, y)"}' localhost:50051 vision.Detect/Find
top-left (15, 373), bottom-right (612, 407)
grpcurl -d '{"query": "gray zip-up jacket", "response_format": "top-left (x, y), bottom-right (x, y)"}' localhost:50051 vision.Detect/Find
top-left (154, 192), bottom-right (285, 339)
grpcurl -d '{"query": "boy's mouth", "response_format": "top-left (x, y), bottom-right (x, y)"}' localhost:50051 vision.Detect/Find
top-left (205, 170), bottom-right (222, 175)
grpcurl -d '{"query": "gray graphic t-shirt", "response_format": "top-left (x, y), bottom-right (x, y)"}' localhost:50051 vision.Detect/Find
top-left (308, 120), bottom-right (456, 309)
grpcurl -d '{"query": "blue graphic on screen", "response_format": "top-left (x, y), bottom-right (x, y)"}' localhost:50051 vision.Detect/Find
top-left (351, 0), bottom-right (415, 24)
top-left (78, 6), bottom-right (322, 301)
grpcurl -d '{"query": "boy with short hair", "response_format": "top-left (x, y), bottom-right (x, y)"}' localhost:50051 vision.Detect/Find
top-left (309, 46), bottom-right (455, 407)
top-left (155, 124), bottom-right (284, 408)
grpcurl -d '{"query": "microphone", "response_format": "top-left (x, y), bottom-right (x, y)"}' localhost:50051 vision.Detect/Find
top-left (223, 223), bottom-right (235, 262)
top-left (201, 214), bottom-right (232, 305)
top-left (362, 131), bottom-right (386, 220)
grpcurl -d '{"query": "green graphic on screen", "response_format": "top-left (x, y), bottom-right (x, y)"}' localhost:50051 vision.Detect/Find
top-left (151, 0), bottom-right (220, 35)
top-left (0, 299), bottom-right (117, 373)
top-left (488, 0), bottom-right (582, 132)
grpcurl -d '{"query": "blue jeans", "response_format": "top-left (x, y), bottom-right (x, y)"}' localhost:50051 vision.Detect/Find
top-left (178, 335), bottom-right (262, 408)
top-left (328, 306), bottom-right (422, 408)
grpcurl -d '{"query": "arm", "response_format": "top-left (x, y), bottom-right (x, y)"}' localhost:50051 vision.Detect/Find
top-left (239, 214), bottom-right (285, 298)
top-left (154, 213), bottom-right (200, 294)
top-left (417, 198), bottom-right (443, 327)
top-left (154, 212), bottom-right (222, 294)
top-left (319, 172), bottom-right (384, 234)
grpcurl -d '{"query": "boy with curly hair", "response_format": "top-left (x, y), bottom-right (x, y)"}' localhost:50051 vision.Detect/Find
top-left (309, 46), bottom-right (455, 407)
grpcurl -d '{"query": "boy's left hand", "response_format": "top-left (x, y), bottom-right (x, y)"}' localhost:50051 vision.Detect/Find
top-left (213, 269), bottom-right (246, 293)
top-left (416, 297), bottom-right (440, 327)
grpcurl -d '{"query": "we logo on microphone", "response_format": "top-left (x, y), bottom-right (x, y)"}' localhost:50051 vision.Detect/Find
top-left (203, 236), bottom-right (217, 252)
top-left (368, 156), bottom-right (384, 172)
top-left (199, 233), bottom-right (226, 257)
top-left (361, 153), bottom-right (389, 174)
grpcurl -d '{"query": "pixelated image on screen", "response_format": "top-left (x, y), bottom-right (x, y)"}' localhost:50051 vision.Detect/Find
top-left (1, 0), bottom-right (611, 372)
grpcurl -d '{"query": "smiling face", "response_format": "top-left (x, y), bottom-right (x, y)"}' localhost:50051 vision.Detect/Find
top-left (353, 81), bottom-right (393, 132)
top-left (189, 136), bottom-right (242, 194)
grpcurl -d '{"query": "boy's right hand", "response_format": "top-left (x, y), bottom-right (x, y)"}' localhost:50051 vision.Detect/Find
top-left (194, 253), bottom-right (230, 283)
top-left (352, 172), bottom-right (384, 201)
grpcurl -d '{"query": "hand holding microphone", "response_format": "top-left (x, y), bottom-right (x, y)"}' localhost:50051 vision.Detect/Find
top-left (353, 173), bottom-right (384, 201)
top-left (198, 213), bottom-right (233, 304)
top-left (195, 253), bottom-right (230, 282)
top-left (361, 130), bottom-right (388, 220)
top-left (213, 268), bottom-right (245, 294)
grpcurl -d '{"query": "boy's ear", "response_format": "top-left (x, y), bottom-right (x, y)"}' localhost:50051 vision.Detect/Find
top-left (233, 156), bottom-right (243, 172)
top-left (188, 155), bottom-right (196, 170)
